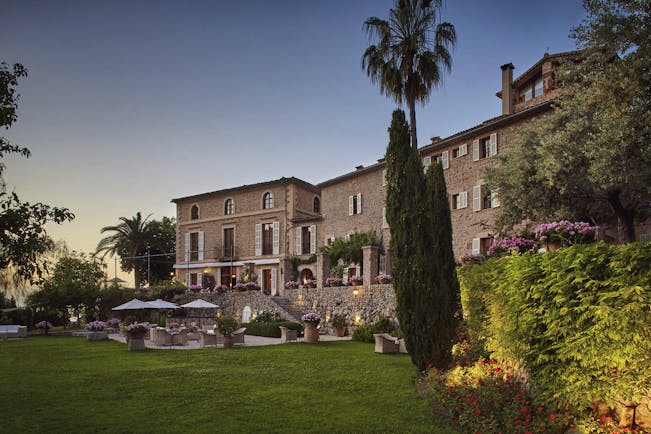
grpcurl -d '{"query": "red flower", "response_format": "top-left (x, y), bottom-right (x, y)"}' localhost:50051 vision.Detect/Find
top-left (519, 407), bottom-right (529, 414)
top-left (537, 406), bottom-right (543, 413)
top-left (515, 419), bottom-right (522, 425)
top-left (550, 413), bottom-right (557, 421)
top-left (474, 409), bottom-right (481, 416)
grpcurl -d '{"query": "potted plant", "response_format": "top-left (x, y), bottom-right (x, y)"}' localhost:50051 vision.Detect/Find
top-left (325, 277), bottom-right (343, 287)
top-left (244, 281), bottom-right (260, 291)
top-left (304, 279), bottom-right (317, 288)
top-left (349, 275), bottom-right (363, 286)
top-left (301, 312), bottom-right (321, 343)
top-left (331, 314), bottom-right (347, 337)
top-left (215, 316), bottom-right (240, 348)
top-left (85, 320), bottom-right (108, 341)
top-left (375, 274), bottom-right (392, 284)
top-left (124, 322), bottom-right (150, 351)
top-left (188, 284), bottom-right (202, 293)
top-left (285, 280), bottom-right (299, 290)
top-left (35, 320), bottom-right (53, 335)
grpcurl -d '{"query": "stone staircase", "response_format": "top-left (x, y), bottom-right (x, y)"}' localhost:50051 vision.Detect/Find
top-left (270, 296), bottom-right (306, 323)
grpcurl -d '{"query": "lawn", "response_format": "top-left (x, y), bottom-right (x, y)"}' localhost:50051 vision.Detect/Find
top-left (0, 336), bottom-right (456, 433)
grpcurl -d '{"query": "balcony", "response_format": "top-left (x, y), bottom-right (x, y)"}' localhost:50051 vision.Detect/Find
top-left (215, 246), bottom-right (239, 261)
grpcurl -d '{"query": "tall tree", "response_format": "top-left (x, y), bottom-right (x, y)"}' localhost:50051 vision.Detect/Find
top-left (385, 109), bottom-right (458, 370)
top-left (133, 216), bottom-right (176, 285)
top-left (486, 0), bottom-right (651, 242)
top-left (96, 212), bottom-right (153, 288)
top-left (0, 62), bottom-right (74, 282)
top-left (362, 0), bottom-right (456, 149)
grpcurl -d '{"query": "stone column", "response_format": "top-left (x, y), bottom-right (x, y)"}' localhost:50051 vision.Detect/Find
top-left (362, 245), bottom-right (379, 286)
top-left (316, 252), bottom-right (331, 288)
top-left (384, 248), bottom-right (392, 277)
top-left (279, 257), bottom-right (293, 296)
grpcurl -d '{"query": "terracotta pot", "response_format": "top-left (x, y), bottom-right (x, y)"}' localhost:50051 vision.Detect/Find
top-left (304, 323), bottom-right (319, 343)
top-left (334, 327), bottom-right (346, 337)
top-left (546, 241), bottom-right (562, 251)
top-left (223, 336), bottom-right (235, 348)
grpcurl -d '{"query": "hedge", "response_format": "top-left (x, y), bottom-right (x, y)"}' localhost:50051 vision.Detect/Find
top-left (242, 321), bottom-right (303, 338)
top-left (458, 241), bottom-right (651, 413)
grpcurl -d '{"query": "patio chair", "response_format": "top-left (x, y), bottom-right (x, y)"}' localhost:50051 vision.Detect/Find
top-left (199, 330), bottom-right (219, 347)
top-left (373, 333), bottom-right (400, 354)
top-left (279, 326), bottom-right (297, 343)
top-left (172, 328), bottom-right (189, 346)
top-left (233, 327), bottom-right (246, 345)
top-left (152, 328), bottom-right (173, 346)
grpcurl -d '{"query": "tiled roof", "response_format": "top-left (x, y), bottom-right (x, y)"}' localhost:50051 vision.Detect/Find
top-left (171, 176), bottom-right (319, 203)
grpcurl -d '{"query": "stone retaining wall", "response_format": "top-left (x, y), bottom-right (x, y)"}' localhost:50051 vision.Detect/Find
top-left (175, 284), bottom-right (397, 334)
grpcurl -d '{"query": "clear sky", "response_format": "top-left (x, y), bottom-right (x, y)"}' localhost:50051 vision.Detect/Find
top-left (1, 0), bottom-right (586, 276)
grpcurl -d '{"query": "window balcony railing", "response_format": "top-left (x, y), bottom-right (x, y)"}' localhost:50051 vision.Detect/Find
top-left (215, 246), bottom-right (239, 260)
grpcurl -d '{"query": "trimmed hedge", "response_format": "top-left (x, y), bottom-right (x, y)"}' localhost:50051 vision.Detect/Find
top-left (458, 241), bottom-right (651, 412)
top-left (242, 321), bottom-right (303, 338)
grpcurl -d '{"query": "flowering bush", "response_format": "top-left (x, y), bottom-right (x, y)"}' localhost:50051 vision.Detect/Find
top-left (325, 277), bottom-right (343, 287)
top-left (426, 359), bottom-right (569, 433)
top-left (35, 320), bottom-right (53, 329)
top-left (244, 281), bottom-right (260, 291)
top-left (125, 322), bottom-right (150, 336)
top-left (459, 253), bottom-right (485, 266)
top-left (285, 280), bottom-right (300, 290)
top-left (349, 275), bottom-right (363, 285)
top-left (215, 284), bottom-right (228, 293)
top-left (301, 312), bottom-right (321, 326)
top-left (487, 236), bottom-right (536, 257)
top-left (139, 287), bottom-right (150, 293)
top-left (375, 273), bottom-right (392, 284)
top-left (233, 282), bottom-right (247, 291)
top-left (85, 321), bottom-right (107, 331)
top-left (535, 220), bottom-right (599, 245)
top-left (188, 284), bottom-right (202, 292)
top-left (106, 317), bottom-right (121, 327)
top-left (304, 279), bottom-right (317, 287)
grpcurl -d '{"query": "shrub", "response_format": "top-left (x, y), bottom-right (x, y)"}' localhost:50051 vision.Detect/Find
top-left (85, 321), bottom-right (106, 331)
top-left (243, 321), bottom-right (303, 338)
top-left (215, 316), bottom-right (239, 336)
top-left (325, 277), bottom-right (343, 287)
top-left (534, 220), bottom-right (599, 245)
top-left (486, 236), bottom-right (535, 257)
top-left (285, 281), bottom-right (299, 290)
top-left (352, 317), bottom-right (396, 343)
top-left (458, 242), bottom-right (651, 421)
top-left (331, 314), bottom-right (346, 329)
top-left (252, 311), bottom-right (281, 323)
top-left (349, 275), bottom-right (363, 285)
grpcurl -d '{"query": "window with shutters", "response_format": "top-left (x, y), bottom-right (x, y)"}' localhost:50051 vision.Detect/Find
top-left (482, 187), bottom-right (500, 209)
top-left (223, 228), bottom-right (234, 257)
top-left (313, 197), bottom-right (320, 213)
top-left (473, 133), bottom-right (497, 161)
top-left (224, 198), bottom-right (234, 215)
top-left (471, 237), bottom-right (493, 255)
top-left (190, 273), bottom-right (198, 286)
top-left (453, 143), bottom-right (467, 158)
top-left (301, 226), bottom-right (311, 255)
top-left (348, 194), bottom-right (362, 215)
top-left (262, 192), bottom-right (273, 209)
top-left (190, 205), bottom-right (199, 220)
top-left (452, 191), bottom-right (468, 210)
top-left (519, 75), bottom-right (544, 102)
top-left (262, 223), bottom-right (273, 255)
top-left (190, 232), bottom-right (199, 260)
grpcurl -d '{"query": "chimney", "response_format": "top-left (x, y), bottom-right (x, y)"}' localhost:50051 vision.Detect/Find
top-left (500, 63), bottom-right (514, 115)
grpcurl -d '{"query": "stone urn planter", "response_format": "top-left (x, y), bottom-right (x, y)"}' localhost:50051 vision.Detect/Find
top-left (222, 336), bottom-right (235, 348)
top-left (126, 332), bottom-right (147, 351)
top-left (87, 331), bottom-right (108, 341)
top-left (304, 323), bottom-right (319, 343)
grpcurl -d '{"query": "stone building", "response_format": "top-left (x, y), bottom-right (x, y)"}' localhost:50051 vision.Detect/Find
top-left (172, 51), bottom-right (581, 291)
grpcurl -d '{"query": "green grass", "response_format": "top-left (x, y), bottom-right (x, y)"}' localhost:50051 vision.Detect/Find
top-left (0, 337), bottom-right (456, 433)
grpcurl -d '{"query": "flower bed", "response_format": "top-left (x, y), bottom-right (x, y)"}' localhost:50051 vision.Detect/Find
top-left (325, 277), bottom-right (343, 287)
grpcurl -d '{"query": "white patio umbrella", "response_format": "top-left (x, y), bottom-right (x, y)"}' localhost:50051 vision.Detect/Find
top-left (180, 299), bottom-right (219, 309)
top-left (147, 299), bottom-right (179, 309)
top-left (112, 298), bottom-right (158, 311)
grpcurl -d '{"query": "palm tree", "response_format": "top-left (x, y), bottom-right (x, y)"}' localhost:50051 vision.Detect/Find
top-left (96, 212), bottom-right (152, 288)
top-left (362, 0), bottom-right (456, 149)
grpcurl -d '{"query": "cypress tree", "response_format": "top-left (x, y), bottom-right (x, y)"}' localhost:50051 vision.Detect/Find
top-left (385, 108), bottom-right (460, 370)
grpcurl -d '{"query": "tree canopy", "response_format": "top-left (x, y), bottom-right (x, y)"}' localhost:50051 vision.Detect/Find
top-left (321, 230), bottom-right (382, 275)
top-left (486, 0), bottom-right (651, 241)
top-left (362, 0), bottom-right (455, 149)
top-left (0, 62), bottom-right (75, 282)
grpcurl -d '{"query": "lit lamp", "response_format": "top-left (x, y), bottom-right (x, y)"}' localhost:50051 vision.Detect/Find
top-left (353, 288), bottom-right (359, 296)
top-left (354, 315), bottom-right (361, 325)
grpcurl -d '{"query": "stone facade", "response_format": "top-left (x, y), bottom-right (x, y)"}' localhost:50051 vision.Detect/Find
top-left (172, 51), bottom-right (600, 284)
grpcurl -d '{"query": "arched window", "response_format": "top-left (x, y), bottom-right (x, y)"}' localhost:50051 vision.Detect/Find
top-left (224, 198), bottom-right (234, 215)
top-left (190, 204), bottom-right (199, 220)
top-left (262, 192), bottom-right (273, 209)
top-left (313, 197), bottom-right (320, 213)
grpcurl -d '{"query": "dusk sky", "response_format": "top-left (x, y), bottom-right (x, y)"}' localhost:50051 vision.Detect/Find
top-left (1, 0), bottom-right (585, 278)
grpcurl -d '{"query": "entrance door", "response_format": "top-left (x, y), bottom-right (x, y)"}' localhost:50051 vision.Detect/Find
top-left (221, 266), bottom-right (234, 287)
top-left (262, 269), bottom-right (272, 295)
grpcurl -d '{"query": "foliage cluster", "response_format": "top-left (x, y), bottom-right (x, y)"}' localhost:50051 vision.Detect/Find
top-left (330, 314), bottom-right (347, 329)
top-left (352, 316), bottom-right (396, 343)
top-left (457, 242), bottom-right (651, 421)
top-left (322, 231), bottom-right (382, 276)
top-left (286, 254), bottom-right (316, 282)
top-left (243, 321), bottom-right (303, 338)
top-left (384, 109), bottom-right (459, 370)
top-left (214, 315), bottom-right (239, 337)
top-left (251, 310), bottom-right (282, 323)
top-left (426, 358), bottom-right (568, 433)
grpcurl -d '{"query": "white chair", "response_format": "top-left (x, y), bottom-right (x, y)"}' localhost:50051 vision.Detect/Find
top-left (373, 333), bottom-right (400, 354)
top-left (279, 326), bottom-right (297, 343)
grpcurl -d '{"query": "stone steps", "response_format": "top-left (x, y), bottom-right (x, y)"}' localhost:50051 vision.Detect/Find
top-left (270, 297), bottom-right (305, 323)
